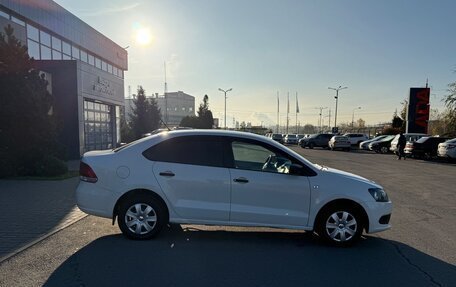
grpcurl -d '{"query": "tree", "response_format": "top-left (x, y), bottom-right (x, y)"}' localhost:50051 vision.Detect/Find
top-left (0, 25), bottom-right (64, 177)
top-left (444, 81), bottom-right (456, 136)
top-left (179, 94), bottom-right (214, 129)
top-left (400, 100), bottom-right (408, 132)
top-left (357, 118), bottom-right (366, 128)
top-left (119, 109), bottom-right (134, 143)
top-left (129, 86), bottom-right (161, 139)
top-left (391, 110), bottom-right (403, 129)
top-left (197, 94), bottom-right (214, 129)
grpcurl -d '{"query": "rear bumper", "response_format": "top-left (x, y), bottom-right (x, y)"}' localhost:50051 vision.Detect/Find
top-left (76, 181), bottom-right (117, 219)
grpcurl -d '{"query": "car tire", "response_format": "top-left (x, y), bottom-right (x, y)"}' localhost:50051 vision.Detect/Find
top-left (316, 204), bottom-right (363, 247)
top-left (118, 193), bottom-right (167, 240)
top-left (309, 143), bottom-right (315, 149)
top-left (380, 146), bottom-right (388, 154)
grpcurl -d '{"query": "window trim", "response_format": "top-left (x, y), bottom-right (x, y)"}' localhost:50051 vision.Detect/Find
top-left (221, 136), bottom-right (317, 176)
top-left (142, 135), bottom-right (226, 168)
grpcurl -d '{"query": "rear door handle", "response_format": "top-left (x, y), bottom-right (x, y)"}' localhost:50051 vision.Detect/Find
top-left (233, 177), bottom-right (249, 183)
top-left (159, 171), bottom-right (175, 177)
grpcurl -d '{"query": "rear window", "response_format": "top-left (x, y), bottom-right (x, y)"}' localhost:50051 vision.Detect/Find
top-left (416, 137), bottom-right (430, 143)
top-left (335, 136), bottom-right (348, 140)
top-left (142, 136), bottom-right (224, 167)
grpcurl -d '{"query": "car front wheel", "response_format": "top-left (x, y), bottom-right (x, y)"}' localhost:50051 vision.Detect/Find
top-left (316, 205), bottom-right (363, 246)
top-left (118, 194), bottom-right (167, 240)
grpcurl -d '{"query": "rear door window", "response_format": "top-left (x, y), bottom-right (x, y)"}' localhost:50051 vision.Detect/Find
top-left (143, 136), bottom-right (224, 167)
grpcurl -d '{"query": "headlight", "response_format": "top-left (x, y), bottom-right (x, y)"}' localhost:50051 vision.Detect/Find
top-left (368, 188), bottom-right (389, 202)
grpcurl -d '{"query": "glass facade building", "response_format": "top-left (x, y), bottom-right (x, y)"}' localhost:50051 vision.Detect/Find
top-left (0, 0), bottom-right (127, 158)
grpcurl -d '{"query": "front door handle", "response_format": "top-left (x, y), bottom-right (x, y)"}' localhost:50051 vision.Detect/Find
top-left (233, 177), bottom-right (249, 183)
top-left (159, 171), bottom-right (175, 177)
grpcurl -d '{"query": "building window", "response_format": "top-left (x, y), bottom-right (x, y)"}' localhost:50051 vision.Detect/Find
top-left (51, 36), bottom-right (61, 51)
top-left (182, 107), bottom-right (186, 111)
top-left (27, 39), bottom-right (40, 59)
top-left (107, 63), bottom-right (113, 74)
top-left (40, 45), bottom-right (51, 60)
top-left (118, 69), bottom-right (123, 78)
top-left (62, 41), bottom-right (71, 56)
top-left (95, 57), bottom-right (101, 69)
top-left (40, 31), bottom-right (51, 47)
top-left (72, 46), bottom-right (80, 60)
top-left (189, 107), bottom-right (193, 112)
top-left (0, 10), bottom-right (9, 20)
top-left (88, 54), bottom-right (94, 65)
top-left (113, 66), bottom-right (118, 76)
top-left (26, 24), bottom-right (39, 41)
top-left (80, 50), bottom-right (88, 63)
top-left (11, 16), bottom-right (25, 27)
top-left (101, 61), bottom-right (107, 71)
top-left (84, 100), bottom-right (114, 152)
top-left (62, 54), bottom-right (71, 60)
top-left (52, 50), bottom-right (62, 60)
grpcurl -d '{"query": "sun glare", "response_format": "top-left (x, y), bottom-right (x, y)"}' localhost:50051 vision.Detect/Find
top-left (136, 28), bottom-right (152, 45)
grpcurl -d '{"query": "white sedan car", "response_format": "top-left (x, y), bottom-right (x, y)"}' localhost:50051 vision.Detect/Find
top-left (329, 136), bottom-right (351, 151)
top-left (438, 138), bottom-right (456, 159)
top-left (76, 130), bottom-right (392, 246)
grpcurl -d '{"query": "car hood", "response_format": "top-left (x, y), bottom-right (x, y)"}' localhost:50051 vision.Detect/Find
top-left (315, 164), bottom-right (377, 186)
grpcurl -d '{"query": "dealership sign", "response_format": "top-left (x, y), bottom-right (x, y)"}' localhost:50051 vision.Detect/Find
top-left (406, 87), bottom-right (430, 134)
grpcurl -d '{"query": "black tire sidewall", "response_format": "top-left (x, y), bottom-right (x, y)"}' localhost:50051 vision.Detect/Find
top-left (118, 193), bottom-right (167, 240)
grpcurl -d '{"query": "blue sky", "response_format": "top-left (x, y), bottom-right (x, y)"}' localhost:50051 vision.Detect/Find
top-left (56, 0), bottom-right (456, 128)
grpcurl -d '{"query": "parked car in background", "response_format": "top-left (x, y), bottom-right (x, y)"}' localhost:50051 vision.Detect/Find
top-left (359, 135), bottom-right (388, 150)
top-left (329, 136), bottom-right (351, 151)
top-left (300, 133), bottom-right (333, 149)
top-left (390, 133), bottom-right (428, 154)
top-left (343, 133), bottom-right (369, 146)
top-left (77, 129), bottom-right (392, 246)
top-left (437, 138), bottom-right (456, 160)
top-left (369, 135), bottom-right (396, 153)
top-left (284, 134), bottom-right (299, 145)
top-left (271, 133), bottom-right (284, 144)
top-left (404, 136), bottom-right (450, 159)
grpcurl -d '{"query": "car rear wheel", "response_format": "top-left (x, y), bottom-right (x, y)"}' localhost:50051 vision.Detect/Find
top-left (380, 146), bottom-right (388, 154)
top-left (316, 205), bottom-right (363, 247)
top-left (118, 194), bottom-right (167, 240)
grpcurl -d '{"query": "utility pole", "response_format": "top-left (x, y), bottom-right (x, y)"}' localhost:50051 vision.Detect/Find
top-left (218, 88), bottom-right (232, 129)
top-left (276, 91), bottom-right (279, 133)
top-left (315, 107), bottom-right (328, 133)
top-left (328, 86), bottom-right (347, 131)
top-left (328, 108), bottom-right (331, 132)
top-left (352, 106), bottom-right (361, 130)
top-left (164, 62), bottom-right (168, 124)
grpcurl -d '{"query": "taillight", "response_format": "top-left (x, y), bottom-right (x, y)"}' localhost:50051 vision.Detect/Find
top-left (79, 162), bottom-right (98, 183)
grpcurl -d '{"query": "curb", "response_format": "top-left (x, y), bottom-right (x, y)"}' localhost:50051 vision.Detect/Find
top-left (0, 213), bottom-right (88, 264)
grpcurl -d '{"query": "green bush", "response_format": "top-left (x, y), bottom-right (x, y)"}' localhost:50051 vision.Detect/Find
top-left (34, 155), bottom-right (68, 177)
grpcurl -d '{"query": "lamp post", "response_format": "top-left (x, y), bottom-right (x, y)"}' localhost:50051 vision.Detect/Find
top-left (218, 88), bottom-right (232, 129)
top-left (328, 86), bottom-right (347, 131)
top-left (352, 106), bottom-right (361, 129)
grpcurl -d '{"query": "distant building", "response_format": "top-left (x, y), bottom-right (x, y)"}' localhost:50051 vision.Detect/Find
top-left (0, 0), bottom-right (127, 158)
top-left (125, 91), bottom-right (195, 127)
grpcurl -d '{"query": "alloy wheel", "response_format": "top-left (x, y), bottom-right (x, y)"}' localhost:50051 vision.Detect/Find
top-left (325, 211), bottom-right (358, 242)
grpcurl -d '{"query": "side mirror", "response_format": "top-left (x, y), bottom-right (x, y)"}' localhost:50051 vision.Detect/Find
top-left (289, 164), bottom-right (304, 176)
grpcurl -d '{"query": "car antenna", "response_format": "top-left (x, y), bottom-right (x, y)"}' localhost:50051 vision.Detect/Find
top-left (160, 117), bottom-right (171, 131)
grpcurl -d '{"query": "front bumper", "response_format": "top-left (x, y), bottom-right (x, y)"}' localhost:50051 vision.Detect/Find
top-left (365, 200), bottom-right (393, 234)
